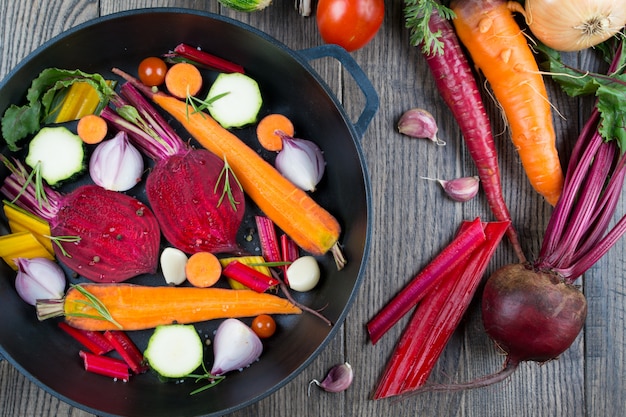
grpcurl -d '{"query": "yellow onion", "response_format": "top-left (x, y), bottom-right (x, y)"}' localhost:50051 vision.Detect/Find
top-left (510, 0), bottom-right (626, 52)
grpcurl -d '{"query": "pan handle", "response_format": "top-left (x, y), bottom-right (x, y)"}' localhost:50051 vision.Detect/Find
top-left (298, 44), bottom-right (378, 139)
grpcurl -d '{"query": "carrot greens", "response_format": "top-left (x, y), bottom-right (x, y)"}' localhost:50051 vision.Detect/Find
top-left (403, 0), bottom-right (455, 55)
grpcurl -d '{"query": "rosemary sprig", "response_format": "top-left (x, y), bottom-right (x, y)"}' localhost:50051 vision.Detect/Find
top-left (214, 156), bottom-right (244, 211)
top-left (188, 362), bottom-right (226, 395)
top-left (46, 235), bottom-right (81, 258)
top-left (185, 90), bottom-right (230, 120)
top-left (70, 284), bottom-right (123, 329)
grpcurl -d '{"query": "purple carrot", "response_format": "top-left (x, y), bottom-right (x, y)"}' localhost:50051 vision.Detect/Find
top-left (415, 9), bottom-right (525, 262)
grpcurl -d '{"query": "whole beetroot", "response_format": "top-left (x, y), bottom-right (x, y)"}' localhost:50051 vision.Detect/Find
top-left (482, 264), bottom-right (587, 364)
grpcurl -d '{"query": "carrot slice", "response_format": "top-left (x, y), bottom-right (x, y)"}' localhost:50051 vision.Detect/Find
top-left (77, 114), bottom-right (108, 144)
top-left (185, 251), bottom-right (222, 288)
top-left (164, 62), bottom-right (203, 99)
top-left (256, 114), bottom-right (295, 151)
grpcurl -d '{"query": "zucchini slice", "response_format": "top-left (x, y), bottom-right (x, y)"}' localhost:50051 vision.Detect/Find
top-left (144, 324), bottom-right (203, 378)
top-left (208, 72), bottom-right (263, 129)
top-left (25, 126), bottom-right (85, 187)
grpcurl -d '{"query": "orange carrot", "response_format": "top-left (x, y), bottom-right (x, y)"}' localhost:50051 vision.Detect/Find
top-left (36, 283), bottom-right (301, 331)
top-left (450, 0), bottom-right (564, 206)
top-left (112, 68), bottom-right (345, 269)
top-left (164, 62), bottom-right (203, 99)
top-left (185, 251), bottom-right (222, 288)
top-left (256, 114), bottom-right (295, 151)
top-left (76, 114), bottom-right (108, 144)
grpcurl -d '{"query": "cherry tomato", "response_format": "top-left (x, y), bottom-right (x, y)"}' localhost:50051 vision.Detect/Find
top-left (137, 57), bottom-right (167, 87)
top-left (251, 314), bottom-right (277, 339)
top-left (316, 0), bottom-right (385, 52)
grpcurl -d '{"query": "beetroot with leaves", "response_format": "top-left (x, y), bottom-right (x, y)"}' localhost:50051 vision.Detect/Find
top-left (101, 82), bottom-right (244, 255)
top-left (0, 158), bottom-right (160, 282)
top-left (419, 37), bottom-right (626, 392)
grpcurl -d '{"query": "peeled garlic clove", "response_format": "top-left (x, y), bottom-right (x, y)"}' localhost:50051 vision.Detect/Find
top-left (89, 131), bottom-right (144, 192)
top-left (397, 108), bottom-right (445, 146)
top-left (160, 247), bottom-right (188, 285)
top-left (14, 257), bottom-right (66, 306)
top-left (275, 132), bottom-right (325, 192)
top-left (309, 362), bottom-right (354, 394)
top-left (286, 256), bottom-right (320, 292)
top-left (211, 318), bottom-right (263, 376)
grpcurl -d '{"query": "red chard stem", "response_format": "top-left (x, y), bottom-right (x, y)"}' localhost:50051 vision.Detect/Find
top-left (366, 218), bottom-right (486, 344)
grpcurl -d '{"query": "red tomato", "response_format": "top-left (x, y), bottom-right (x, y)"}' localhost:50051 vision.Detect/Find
top-left (316, 0), bottom-right (384, 52)
top-left (138, 57), bottom-right (167, 87)
top-left (251, 314), bottom-right (277, 338)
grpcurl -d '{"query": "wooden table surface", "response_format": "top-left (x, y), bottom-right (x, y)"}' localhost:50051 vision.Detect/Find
top-left (1, 1), bottom-right (624, 416)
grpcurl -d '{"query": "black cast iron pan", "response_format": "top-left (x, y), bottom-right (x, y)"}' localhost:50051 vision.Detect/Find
top-left (0, 8), bottom-right (377, 417)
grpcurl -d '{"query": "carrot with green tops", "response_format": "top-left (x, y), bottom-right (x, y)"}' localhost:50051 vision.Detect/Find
top-left (36, 283), bottom-right (302, 331)
top-left (405, 3), bottom-right (525, 262)
top-left (450, 0), bottom-right (564, 206)
top-left (111, 68), bottom-right (345, 269)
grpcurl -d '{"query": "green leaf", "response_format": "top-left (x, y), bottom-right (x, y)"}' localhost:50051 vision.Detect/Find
top-left (1, 101), bottom-right (41, 151)
top-left (1, 67), bottom-right (115, 150)
top-left (535, 40), bottom-right (626, 150)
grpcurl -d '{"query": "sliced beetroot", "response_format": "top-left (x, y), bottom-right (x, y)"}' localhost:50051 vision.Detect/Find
top-left (102, 82), bottom-right (245, 255)
top-left (146, 149), bottom-right (245, 254)
top-left (52, 185), bottom-right (160, 282)
top-left (0, 159), bottom-right (160, 283)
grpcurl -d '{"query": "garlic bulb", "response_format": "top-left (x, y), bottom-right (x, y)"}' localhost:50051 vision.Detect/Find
top-left (89, 131), bottom-right (144, 191)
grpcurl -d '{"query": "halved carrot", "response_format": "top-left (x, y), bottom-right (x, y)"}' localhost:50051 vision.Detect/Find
top-left (112, 68), bottom-right (346, 269)
top-left (450, 0), bottom-right (564, 206)
top-left (36, 283), bottom-right (302, 331)
top-left (77, 114), bottom-right (108, 144)
top-left (185, 251), bottom-right (222, 288)
top-left (164, 62), bottom-right (203, 99)
top-left (256, 114), bottom-right (295, 151)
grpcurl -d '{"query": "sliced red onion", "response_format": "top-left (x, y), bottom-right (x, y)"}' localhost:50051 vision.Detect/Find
top-left (89, 131), bottom-right (144, 192)
top-left (210, 318), bottom-right (263, 376)
top-left (275, 132), bottom-right (325, 192)
top-left (14, 257), bottom-right (66, 306)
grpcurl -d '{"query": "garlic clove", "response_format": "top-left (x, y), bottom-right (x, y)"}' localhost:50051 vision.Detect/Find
top-left (14, 257), bottom-right (66, 306)
top-left (210, 318), bottom-right (263, 376)
top-left (308, 362), bottom-right (354, 394)
top-left (275, 132), bottom-right (325, 192)
top-left (422, 175), bottom-right (480, 202)
top-left (89, 131), bottom-right (144, 192)
top-left (160, 247), bottom-right (188, 285)
top-left (439, 176), bottom-right (480, 202)
top-left (398, 108), bottom-right (445, 145)
top-left (286, 256), bottom-right (320, 292)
